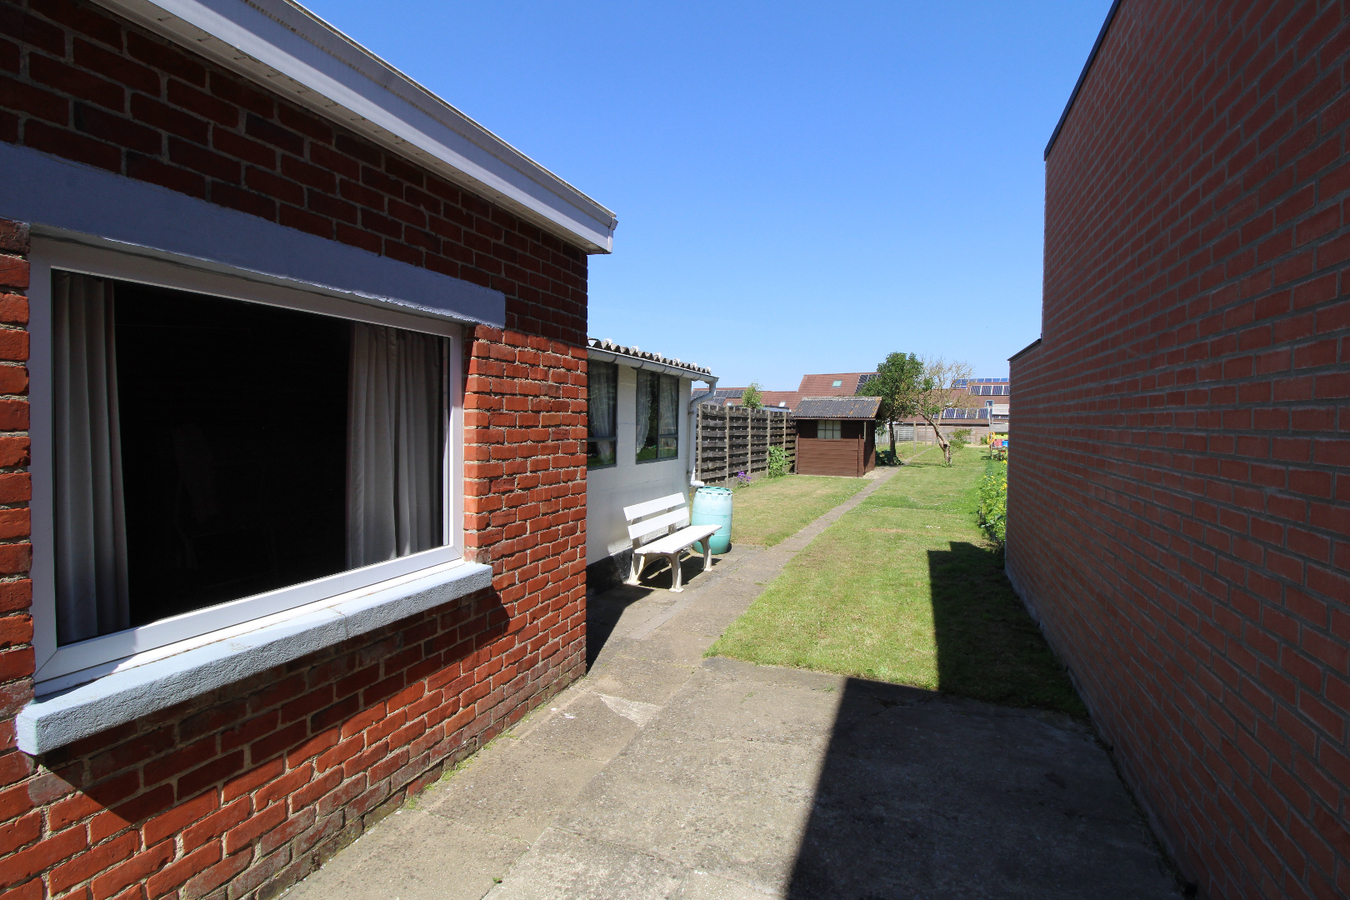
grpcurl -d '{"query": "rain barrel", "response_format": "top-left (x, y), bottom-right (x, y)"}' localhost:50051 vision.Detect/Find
top-left (691, 486), bottom-right (733, 554)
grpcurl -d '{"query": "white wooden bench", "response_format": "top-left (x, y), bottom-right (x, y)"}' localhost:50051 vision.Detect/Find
top-left (623, 493), bottom-right (723, 593)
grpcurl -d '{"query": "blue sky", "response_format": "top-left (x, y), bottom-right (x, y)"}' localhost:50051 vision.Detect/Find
top-left (302, 1), bottom-right (1114, 389)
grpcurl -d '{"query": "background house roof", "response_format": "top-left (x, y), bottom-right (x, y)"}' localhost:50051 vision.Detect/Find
top-left (793, 396), bottom-right (882, 419)
top-left (796, 373), bottom-right (876, 396)
top-left (99, 0), bottom-right (617, 253)
top-left (759, 391), bottom-right (800, 409)
top-left (700, 388), bottom-right (800, 409)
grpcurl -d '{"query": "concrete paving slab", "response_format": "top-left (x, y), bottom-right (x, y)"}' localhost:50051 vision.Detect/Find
top-left (282, 810), bottom-right (524, 900)
top-left (556, 745), bottom-right (820, 894)
top-left (579, 653), bottom-right (694, 706)
top-left (508, 690), bottom-right (641, 762)
top-left (419, 740), bottom-right (607, 844)
top-left (620, 627), bottom-right (716, 666)
top-left (486, 828), bottom-right (684, 900)
top-left (673, 871), bottom-right (776, 900)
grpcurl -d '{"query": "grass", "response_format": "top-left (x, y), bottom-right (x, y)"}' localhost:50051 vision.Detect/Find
top-left (728, 474), bottom-right (867, 547)
top-left (709, 447), bottom-right (1085, 717)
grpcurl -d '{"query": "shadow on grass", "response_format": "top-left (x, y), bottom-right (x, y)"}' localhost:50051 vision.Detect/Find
top-left (780, 550), bottom-right (1149, 898)
top-left (928, 541), bottom-right (1084, 715)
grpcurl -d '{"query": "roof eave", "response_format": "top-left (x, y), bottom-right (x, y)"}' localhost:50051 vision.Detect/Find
top-left (587, 344), bottom-right (714, 382)
top-left (98, 0), bottom-right (617, 253)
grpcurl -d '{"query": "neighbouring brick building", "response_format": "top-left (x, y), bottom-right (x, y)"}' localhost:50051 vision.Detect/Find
top-left (0, 0), bottom-right (615, 897)
top-left (1008, 3), bottom-right (1350, 899)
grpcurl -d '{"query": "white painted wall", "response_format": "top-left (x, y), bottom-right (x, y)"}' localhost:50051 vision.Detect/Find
top-left (586, 364), bottom-right (697, 566)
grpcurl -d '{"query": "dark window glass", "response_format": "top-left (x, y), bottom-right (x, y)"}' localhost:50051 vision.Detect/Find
top-left (587, 361), bottom-right (617, 468)
top-left (102, 282), bottom-right (442, 634)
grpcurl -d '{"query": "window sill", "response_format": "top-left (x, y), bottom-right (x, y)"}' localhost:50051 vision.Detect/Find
top-left (17, 560), bottom-right (493, 756)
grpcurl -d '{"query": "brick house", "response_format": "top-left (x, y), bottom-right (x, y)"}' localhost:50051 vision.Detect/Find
top-left (700, 387), bottom-right (799, 410)
top-left (796, 372), bottom-right (874, 397)
top-left (931, 377), bottom-right (1010, 445)
top-left (1007, 3), bottom-right (1349, 898)
top-left (0, 0), bottom-right (615, 897)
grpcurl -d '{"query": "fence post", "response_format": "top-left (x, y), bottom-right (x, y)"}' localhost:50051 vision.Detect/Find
top-left (724, 407), bottom-right (730, 482)
top-left (695, 403), bottom-right (702, 482)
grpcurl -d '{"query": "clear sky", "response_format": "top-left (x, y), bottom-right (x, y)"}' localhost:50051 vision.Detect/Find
top-left (301, 1), bottom-right (1114, 390)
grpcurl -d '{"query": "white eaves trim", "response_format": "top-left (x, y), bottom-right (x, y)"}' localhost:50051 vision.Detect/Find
top-left (96, 0), bottom-right (617, 254)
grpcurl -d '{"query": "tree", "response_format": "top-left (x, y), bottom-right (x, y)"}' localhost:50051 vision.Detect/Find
top-left (912, 357), bottom-right (977, 466)
top-left (859, 352), bottom-right (924, 456)
top-left (742, 382), bottom-right (763, 409)
top-left (860, 355), bottom-right (977, 465)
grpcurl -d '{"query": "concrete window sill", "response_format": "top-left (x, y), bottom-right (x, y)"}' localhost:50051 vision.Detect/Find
top-left (17, 560), bottom-right (493, 756)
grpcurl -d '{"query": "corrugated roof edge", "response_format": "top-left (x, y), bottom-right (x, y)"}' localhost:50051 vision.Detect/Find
top-left (1009, 337), bottom-right (1043, 362)
top-left (1043, 0), bottom-right (1123, 161)
top-left (99, 0), bottom-right (617, 253)
top-left (586, 338), bottom-right (713, 378)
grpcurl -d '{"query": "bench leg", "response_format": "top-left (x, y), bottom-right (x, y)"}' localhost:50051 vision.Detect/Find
top-left (701, 541), bottom-right (712, 571)
top-left (667, 553), bottom-right (683, 592)
top-left (626, 552), bottom-right (645, 586)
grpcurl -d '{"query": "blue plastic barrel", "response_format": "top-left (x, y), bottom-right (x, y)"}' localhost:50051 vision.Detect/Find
top-left (691, 486), bottom-right (733, 554)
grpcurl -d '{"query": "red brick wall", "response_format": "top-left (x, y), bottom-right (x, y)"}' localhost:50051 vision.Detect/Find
top-left (1008, 3), bottom-right (1350, 899)
top-left (0, 0), bottom-right (591, 896)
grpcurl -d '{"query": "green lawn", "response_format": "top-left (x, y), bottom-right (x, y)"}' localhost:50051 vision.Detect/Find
top-left (729, 474), bottom-right (867, 547)
top-left (709, 447), bottom-right (1085, 716)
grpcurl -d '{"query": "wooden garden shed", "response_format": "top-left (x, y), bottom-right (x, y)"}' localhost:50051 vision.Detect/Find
top-left (793, 396), bottom-right (882, 477)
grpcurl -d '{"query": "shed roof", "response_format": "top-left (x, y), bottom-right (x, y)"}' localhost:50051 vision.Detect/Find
top-left (793, 396), bottom-right (882, 420)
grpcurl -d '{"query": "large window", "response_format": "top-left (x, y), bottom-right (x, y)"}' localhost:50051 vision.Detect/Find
top-left (587, 361), bottom-right (616, 468)
top-left (636, 370), bottom-right (678, 461)
top-left (30, 242), bottom-right (462, 691)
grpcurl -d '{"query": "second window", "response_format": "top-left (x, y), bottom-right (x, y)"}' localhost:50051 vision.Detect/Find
top-left (636, 371), bottom-right (679, 461)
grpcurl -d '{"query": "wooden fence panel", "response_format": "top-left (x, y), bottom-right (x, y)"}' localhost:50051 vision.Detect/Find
top-left (695, 405), bottom-right (797, 483)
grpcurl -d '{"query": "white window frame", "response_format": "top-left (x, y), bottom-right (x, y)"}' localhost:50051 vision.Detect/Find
top-left (27, 239), bottom-right (465, 693)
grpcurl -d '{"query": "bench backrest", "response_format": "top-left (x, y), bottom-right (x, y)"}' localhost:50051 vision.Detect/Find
top-left (623, 493), bottom-right (690, 548)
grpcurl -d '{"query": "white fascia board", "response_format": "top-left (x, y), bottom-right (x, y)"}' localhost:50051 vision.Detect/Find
top-left (588, 348), bottom-right (715, 383)
top-left (96, 0), bottom-right (617, 254)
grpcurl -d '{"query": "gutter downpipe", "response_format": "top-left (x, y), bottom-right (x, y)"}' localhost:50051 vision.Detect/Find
top-left (688, 375), bottom-right (717, 488)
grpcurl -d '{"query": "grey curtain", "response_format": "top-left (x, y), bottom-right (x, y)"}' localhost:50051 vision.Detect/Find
top-left (659, 376), bottom-right (678, 439)
top-left (636, 369), bottom-right (654, 453)
top-left (53, 272), bottom-right (130, 644)
top-left (588, 361), bottom-right (616, 460)
top-left (347, 323), bottom-right (443, 567)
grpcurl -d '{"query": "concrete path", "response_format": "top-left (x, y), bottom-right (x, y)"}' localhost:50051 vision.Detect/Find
top-left (284, 470), bottom-right (1182, 900)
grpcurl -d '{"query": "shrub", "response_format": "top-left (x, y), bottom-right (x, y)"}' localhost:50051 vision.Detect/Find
top-left (949, 428), bottom-right (972, 454)
top-left (767, 446), bottom-right (790, 477)
top-left (977, 459), bottom-right (1007, 544)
